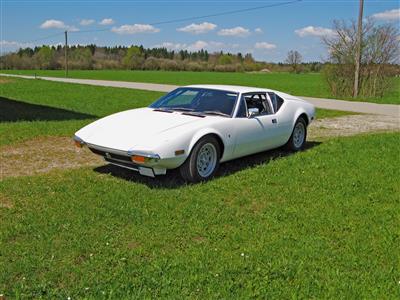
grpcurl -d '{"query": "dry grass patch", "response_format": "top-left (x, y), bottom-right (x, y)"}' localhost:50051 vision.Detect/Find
top-left (309, 114), bottom-right (399, 139)
top-left (0, 193), bottom-right (13, 209)
top-left (0, 136), bottom-right (102, 179)
top-left (0, 77), bottom-right (13, 84)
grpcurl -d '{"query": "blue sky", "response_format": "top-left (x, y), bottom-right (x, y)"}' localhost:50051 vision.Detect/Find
top-left (1, 0), bottom-right (399, 62)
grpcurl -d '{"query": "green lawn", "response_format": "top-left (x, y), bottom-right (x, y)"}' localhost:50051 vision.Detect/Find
top-left (0, 77), bottom-right (351, 146)
top-left (1, 132), bottom-right (399, 298)
top-left (2, 70), bottom-right (399, 104)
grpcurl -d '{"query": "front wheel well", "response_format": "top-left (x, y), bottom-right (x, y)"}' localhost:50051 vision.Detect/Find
top-left (194, 133), bottom-right (225, 159)
top-left (298, 113), bottom-right (309, 126)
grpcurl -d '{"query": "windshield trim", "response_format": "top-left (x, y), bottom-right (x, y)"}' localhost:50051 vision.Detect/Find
top-left (149, 87), bottom-right (239, 118)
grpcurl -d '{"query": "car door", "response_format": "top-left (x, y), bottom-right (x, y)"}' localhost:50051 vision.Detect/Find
top-left (232, 93), bottom-right (280, 158)
top-left (266, 92), bottom-right (293, 145)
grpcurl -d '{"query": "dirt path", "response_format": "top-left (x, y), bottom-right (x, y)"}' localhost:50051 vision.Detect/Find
top-left (309, 114), bottom-right (399, 139)
top-left (1, 115), bottom-right (399, 179)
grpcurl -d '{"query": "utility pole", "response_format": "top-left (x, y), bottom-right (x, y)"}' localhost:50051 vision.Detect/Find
top-left (64, 30), bottom-right (68, 78)
top-left (353, 0), bottom-right (364, 98)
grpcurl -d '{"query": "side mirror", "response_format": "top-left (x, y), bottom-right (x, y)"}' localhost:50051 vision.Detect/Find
top-left (248, 107), bottom-right (259, 118)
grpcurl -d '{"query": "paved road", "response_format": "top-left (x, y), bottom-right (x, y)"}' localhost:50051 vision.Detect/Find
top-left (2, 73), bottom-right (399, 117)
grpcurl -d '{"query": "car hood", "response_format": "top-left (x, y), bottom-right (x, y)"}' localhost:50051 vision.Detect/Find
top-left (76, 107), bottom-right (205, 151)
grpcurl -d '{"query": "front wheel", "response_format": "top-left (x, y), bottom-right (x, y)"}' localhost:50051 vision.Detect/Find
top-left (286, 117), bottom-right (307, 151)
top-left (179, 136), bottom-right (221, 183)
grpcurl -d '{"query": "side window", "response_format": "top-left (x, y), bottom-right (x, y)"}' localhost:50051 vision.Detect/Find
top-left (236, 97), bottom-right (248, 118)
top-left (267, 92), bottom-right (284, 113)
top-left (244, 93), bottom-right (273, 116)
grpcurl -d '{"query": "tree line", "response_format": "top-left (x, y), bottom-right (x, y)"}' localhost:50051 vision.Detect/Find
top-left (1, 45), bottom-right (262, 72)
top-left (1, 44), bottom-right (328, 73)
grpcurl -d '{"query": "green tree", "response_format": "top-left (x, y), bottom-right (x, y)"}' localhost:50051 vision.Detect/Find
top-left (34, 46), bottom-right (54, 69)
top-left (218, 54), bottom-right (233, 65)
top-left (123, 46), bottom-right (145, 69)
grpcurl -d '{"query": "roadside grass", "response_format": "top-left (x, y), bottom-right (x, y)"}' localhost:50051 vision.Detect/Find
top-left (0, 132), bottom-right (399, 298)
top-left (2, 70), bottom-right (399, 104)
top-left (0, 77), bottom-right (351, 146)
top-left (315, 108), bottom-right (356, 119)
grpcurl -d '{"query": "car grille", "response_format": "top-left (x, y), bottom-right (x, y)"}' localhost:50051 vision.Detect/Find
top-left (104, 157), bottom-right (139, 171)
top-left (88, 147), bottom-right (132, 163)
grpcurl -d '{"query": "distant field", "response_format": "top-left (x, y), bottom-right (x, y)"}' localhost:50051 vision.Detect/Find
top-left (2, 70), bottom-right (399, 104)
top-left (0, 76), bottom-right (353, 145)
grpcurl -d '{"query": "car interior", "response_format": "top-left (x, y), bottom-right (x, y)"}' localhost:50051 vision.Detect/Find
top-left (244, 93), bottom-right (273, 116)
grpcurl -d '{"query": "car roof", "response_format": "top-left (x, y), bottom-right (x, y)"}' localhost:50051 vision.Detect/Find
top-left (184, 84), bottom-right (278, 94)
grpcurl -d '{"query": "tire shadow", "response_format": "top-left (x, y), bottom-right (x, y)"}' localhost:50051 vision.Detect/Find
top-left (93, 141), bottom-right (322, 189)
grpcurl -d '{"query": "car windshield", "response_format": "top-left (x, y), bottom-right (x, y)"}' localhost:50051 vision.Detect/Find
top-left (149, 88), bottom-right (238, 117)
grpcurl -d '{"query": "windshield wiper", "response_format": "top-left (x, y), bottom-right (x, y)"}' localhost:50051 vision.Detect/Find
top-left (153, 108), bottom-right (173, 113)
top-left (170, 107), bottom-right (194, 112)
top-left (181, 112), bottom-right (205, 118)
top-left (203, 111), bottom-right (230, 117)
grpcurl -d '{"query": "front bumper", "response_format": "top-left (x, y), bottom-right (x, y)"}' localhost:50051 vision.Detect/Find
top-left (87, 145), bottom-right (166, 177)
top-left (73, 135), bottom-right (187, 177)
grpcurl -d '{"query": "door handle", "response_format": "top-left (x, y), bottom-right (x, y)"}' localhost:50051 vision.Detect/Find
top-left (272, 119), bottom-right (277, 124)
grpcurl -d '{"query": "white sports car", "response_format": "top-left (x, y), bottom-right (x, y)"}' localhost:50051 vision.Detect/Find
top-left (74, 85), bottom-right (315, 182)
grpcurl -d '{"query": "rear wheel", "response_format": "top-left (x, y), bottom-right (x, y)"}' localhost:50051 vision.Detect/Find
top-left (286, 117), bottom-right (307, 151)
top-left (180, 136), bottom-right (221, 183)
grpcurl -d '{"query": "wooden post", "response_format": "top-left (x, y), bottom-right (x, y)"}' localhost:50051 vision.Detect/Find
top-left (64, 30), bottom-right (68, 78)
top-left (353, 0), bottom-right (364, 98)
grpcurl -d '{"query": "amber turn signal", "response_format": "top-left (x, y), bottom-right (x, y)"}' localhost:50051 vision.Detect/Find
top-left (74, 140), bottom-right (83, 148)
top-left (175, 150), bottom-right (185, 156)
top-left (131, 155), bottom-right (146, 164)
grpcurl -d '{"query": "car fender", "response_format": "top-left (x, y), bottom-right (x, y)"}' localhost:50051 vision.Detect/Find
top-left (292, 108), bottom-right (309, 127)
top-left (188, 128), bottom-right (226, 159)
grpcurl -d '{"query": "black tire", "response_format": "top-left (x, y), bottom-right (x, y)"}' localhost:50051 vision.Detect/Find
top-left (286, 117), bottom-right (307, 151)
top-left (180, 135), bottom-right (221, 183)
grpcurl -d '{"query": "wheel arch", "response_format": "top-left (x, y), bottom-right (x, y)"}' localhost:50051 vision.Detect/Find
top-left (293, 109), bottom-right (310, 127)
top-left (188, 130), bottom-right (225, 159)
top-left (298, 112), bottom-right (309, 125)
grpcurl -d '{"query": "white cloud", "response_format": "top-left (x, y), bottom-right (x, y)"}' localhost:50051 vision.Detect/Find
top-left (99, 18), bottom-right (115, 25)
top-left (68, 26), bottom-right (80, 32)
top-left (372, 9), bottom-right (400, 21)
top-left (218, 26), bottom-right (250, 37)
top-left (153, 40), bottom-right (242, 53)
top-left (187, 40), bottom-right (209, 51)
top-left (295, 26), bottom-right (335, 37)
top-left (40, 19), bottom-right (79, 31)
top-left (177, 22), bottom-right (217, 34)
top-left (0, 40), bottom-right (33, 53)
top-left (40, 19), bottom-right (67, 29)
top-left (254, 42), bottom-right (277, 50)
top-left (254, 28), bottom-right (263, 34)
top-left (80, 19), bottom-right (95, 26)
top-left (111, 24), bottom-right (160, 34)
top-left (153, 42), bottom-right (188, 50)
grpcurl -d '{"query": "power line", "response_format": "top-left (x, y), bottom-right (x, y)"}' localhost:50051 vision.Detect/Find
top-left (73, 0), bottom-right (302, 34)
top-left (23, 32), bottom-right (64, 44)
top-left (151, 0), bottom-right (302, 26)
top-left (16, 0), bottom-right (301, 44)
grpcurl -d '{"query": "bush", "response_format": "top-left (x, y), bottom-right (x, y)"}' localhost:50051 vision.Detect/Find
top-left (159, 59), bottom-right (180, 71)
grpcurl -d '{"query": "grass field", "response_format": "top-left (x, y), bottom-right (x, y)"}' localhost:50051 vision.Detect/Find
top-left (0, 76), bottom-right (353, 146)
top-left (2, 70), bottom-right (400, 104)
top-left (1, 76), bottom-right (398, 298)
top-left (1, 132), bottom-right (399, 298)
